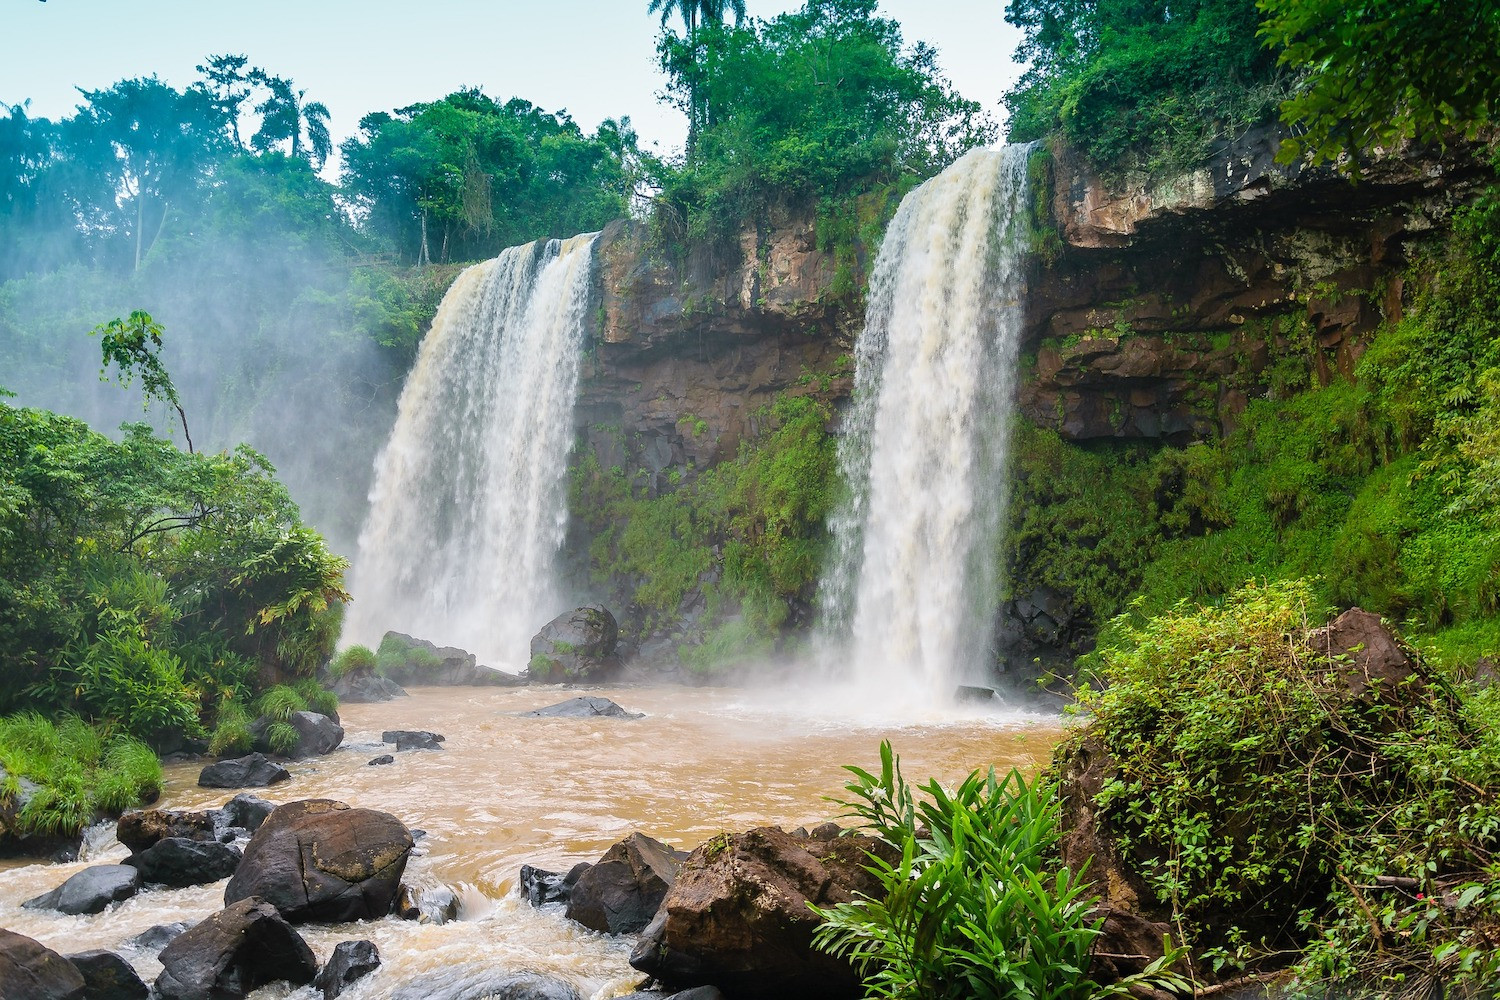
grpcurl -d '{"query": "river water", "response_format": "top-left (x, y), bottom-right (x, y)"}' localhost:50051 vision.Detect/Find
top-left (0, 685), bottom-right (1062, 999)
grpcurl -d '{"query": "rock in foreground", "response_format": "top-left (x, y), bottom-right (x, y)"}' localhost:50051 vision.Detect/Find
top-left (199, 752), bottom-right (291, 789)
top-left (63, 950), bottom-right (149, 1000)
top-left (566, 832), bottom-right (685, 934)
top-left (0, 928), bottom-right (86, 999)
top-left (22, 864), bottom-right (140, 915)
top-left (154, 898), bottom-right (317, 1000)
top-left (629, 826), bottom-right (894, 1000)
top-left (126, 837), bottom-right (242, 888)
top-left (528, 605), bottom-right (619, 683)
top-left (224, 799), bottom-right (414, 923)
top-left (519, 696), bottom-right (642, 719)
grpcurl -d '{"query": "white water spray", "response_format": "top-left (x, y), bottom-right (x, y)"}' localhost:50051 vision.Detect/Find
top-left (820, 146), bottom-right (1033, 704)
top-left (345, 234), bottom-right (598, 668)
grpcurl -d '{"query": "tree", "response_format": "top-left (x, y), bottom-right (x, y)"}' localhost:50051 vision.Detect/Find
top-left (249, 71), bottom-right (332, 170)
top-left (648, 0), bottom-right (748, 152)
top-left (194, 53), bottom-right (254, 151)
top-left (91, 310), bottom-right (194, 454)
top-left (1258, 0), bottom-right (1500, 170)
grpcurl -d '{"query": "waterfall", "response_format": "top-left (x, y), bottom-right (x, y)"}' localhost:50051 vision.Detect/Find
top-left (820, 145), bottom-right (1033, 702)
top-left (345, 234), bottom-right (598, 669)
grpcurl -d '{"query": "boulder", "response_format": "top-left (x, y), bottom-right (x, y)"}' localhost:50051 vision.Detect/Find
top-left (519, 861), bottom-right (590, 907)
top-left (250, 711), bottom-right (345, 759)
top-left (223, 798), bottom-right (414, 923)
top-left (126, 837), bottom-right (243, 888)
top-left (62, 950), bottom-right (149, 1000)
top-left (1306, 607), bottom-right (1421, 701)
top-left (381, 729), bottom-right (445, 751)
top-left (566, 833), bottom-right (686, 934)
top-left (216, 792), bottom-right (275, 834)
top-left (22, 864), bottom-right (140, 915)
top-left (519, 697), bottom-right (643, 719)
top-left (199, 752), bottom-right (291, 789)
top-left (527, 606), bottom-right (620, 683)
top-left (369, 754), bottom-right (395, 766)
top-left (0, 928), bottom-right (85, 1000)
top-left (378, 631), bottom-right (526, 686)
top-left (124, 921), bottom-right (190, 955)
top-left (331, 666), bottom-right (408, 703)
top-left (0, 768), bottom-right (84, 860)
top-left (389, 970), bottom-right (581, 1000)
top-left (116, 808), bottom-right (217, 852)
top-left (154, 898), bottom-right (318, 1000)
top-left (629, 826), bottom-right (897, 999)
top-left (313, 940), bottom-right (381, 1000)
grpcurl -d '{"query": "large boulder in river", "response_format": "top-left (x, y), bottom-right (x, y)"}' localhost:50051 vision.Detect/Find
top-left (154, 898), bottom-right (317, 1000)
top-left (199, 752), bottom-right (291, 788)
top-left (331, 665), bottom-right (408, 703)
top-left (527, 606), bottom-right (620, 683)
top-left (628, 826), bottom-right (896, 1000)
top-left (117, 808), bottom-right (217, 852)
top-left (566, 832), bottom-right (686, 934)
top-left (126, 837), bottom-right (243, 888)
top-left (22, 864), bottom-right (141, 915)
top-left (250, 710), bottom-right (345, 758)
top-left (378, 631), bottom-right (526, 686)
top-left (63, 950), bottom-right (149, 1000)
top-left (0, 928), bottom-right (85, 999)
top-left (224, 798), bottom-right (414, 923)
top-left (382, 729), bottom-right (445, 751)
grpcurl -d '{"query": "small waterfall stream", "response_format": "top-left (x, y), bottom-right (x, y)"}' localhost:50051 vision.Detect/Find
top-left (821, 145), bottom-right (1034, 702)
top-left (345, 234), bottom-right (598, 668)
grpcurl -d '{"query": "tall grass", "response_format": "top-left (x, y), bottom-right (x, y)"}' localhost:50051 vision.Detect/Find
top-left (0, 713), bottom-right (161, 837)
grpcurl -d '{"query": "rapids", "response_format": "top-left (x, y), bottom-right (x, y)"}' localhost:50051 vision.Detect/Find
top-left (0, 686), bottom-right (1061, 999)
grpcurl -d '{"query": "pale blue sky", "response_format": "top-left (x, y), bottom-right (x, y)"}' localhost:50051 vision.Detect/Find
top-left (1, 0), bottom-right (1026, 159)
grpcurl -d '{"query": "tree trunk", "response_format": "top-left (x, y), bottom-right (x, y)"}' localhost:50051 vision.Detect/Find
top-left (418, 211), bottom-right (431, 267)
top-left (134, 191), bottom-right (144, 272)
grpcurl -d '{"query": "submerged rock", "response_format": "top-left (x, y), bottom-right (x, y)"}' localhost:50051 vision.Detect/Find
top-left (199, 752), bottom-right (291, 789)
top-left (527, 605), bottom-right (620, 683)
top-left (382, 729), bottom-right (445, 751)
top-left (124, 921), bottom-right (190, 956)
top-left (566, 832), bottom-right (686, 934)
top-left (0, 928), bottom-right (85, 1000)
top-left (224, 798), bottom-right (414, 923)
top-left (389, 970), bottom-right (581, 1000)
top-left (250, 710), bottom-right (345, 758)
top-left (154, 898), bottom-right (317, 1000)
top-left (629, 826), bottom-right (895, 999)
top-left (63, 950), bottom-right (149, 1000)
top-left (313, 940), bottom-right (381, 1000)
top-left (126, 837), bottom-right (242, 888)
top-left (519, 696), bottom-right (643, 719)
top-left (368, 754), bottom-right (395, 766)
top-left (22, 864), bottom-right (140, 915)
top-left (331, 666), bottom-right (408, 703)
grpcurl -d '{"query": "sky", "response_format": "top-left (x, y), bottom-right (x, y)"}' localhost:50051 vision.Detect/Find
top-left (1, 0), bottom-right (1028, 161)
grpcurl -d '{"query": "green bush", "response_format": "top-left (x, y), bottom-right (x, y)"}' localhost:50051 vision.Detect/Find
top-left (813, 742), bottom-right (1188, 999)
top-left (330, 644), bottom-right (377, 677)
top-left (0, 713), bottom-right (161, 837)
top-left (207, 699), bottom-right (252, 758)
top-left (255, 685), bottom-right (307, 722)
top-left (265, 721), bottom-right (300, 756)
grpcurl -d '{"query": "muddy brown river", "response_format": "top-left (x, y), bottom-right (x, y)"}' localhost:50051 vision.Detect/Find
top-left (0, 685), bottom-right (1064, 999)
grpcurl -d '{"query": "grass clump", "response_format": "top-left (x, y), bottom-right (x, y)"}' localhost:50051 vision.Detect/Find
top-left (330, 644), bottom-right (377, 678)
top-left (1071, 579), bottom-right (1500, 996)
top-left (207, 699), bottom-right (252, 758)
top-left (0, 712), bottom-right (161, 837)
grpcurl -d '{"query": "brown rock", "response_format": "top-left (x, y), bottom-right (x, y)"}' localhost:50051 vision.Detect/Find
top-left (116, 808), bottom-right (216, 853)
top-left (0, 928), bottom-right (85, 1000)
top-left (565, 832), bottom-right (684, 934)
top-left (628, 825), bottom-right (896, 1000)
top-left (223, 799), bottom-right (414, 923)
top-left (1305, 607), bottom-right (1420, 700)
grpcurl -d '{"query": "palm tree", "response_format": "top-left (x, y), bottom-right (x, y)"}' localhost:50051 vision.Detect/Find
top-left (647, 0), bottom-right (746, 154)
top-left (248, 71), bottom-right (332, 170)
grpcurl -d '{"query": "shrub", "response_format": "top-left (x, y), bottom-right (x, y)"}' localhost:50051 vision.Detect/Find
top-left (207, 700), bottom-right (252, 758)
top-left (255, 685), bottom-right (307, 723)
top-left (330, 644), bottom-right (377, 677)
top-left (0, 713), bottom-right (161, 837)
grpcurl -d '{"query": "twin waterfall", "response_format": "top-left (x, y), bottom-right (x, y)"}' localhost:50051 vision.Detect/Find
top-left (820, 146), bottom-right (1033, 701)
top-left (346, 146), bottom-right (1032, 696)
top-left (346, 235), bottom-right (598, 668)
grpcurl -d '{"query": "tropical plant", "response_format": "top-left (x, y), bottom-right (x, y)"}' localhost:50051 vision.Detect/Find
top-left (249, 71), bottom-right (332, 169)
top-left (0, 713), bottom-right (162, 837)
top-left (91, 309), bottom-right (193, 452)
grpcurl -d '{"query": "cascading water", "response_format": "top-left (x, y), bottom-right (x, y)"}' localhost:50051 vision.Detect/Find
top-left (820, 145), bottom-right (1033, 703)
top-left (344, 234), bottom-right (598, 669)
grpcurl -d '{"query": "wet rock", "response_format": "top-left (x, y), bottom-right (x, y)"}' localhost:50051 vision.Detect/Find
top-left (154, 898), bottom-right (318, 1000)
top-left (250, 710), bottom-right (345, 759)
top-left (0, 769), bottom-right (84, 860)
top-left (63, 950), bottom-right (149, 1000)
top-left (0, 928), bottom-right (85, 1000)
top-left (126, 837), bottom-right (243, 888)
top-left (1306, 607), bottom-right (1420, 701)
top-left (216, 792), bottom-right (275, 834)
top-left (331, 666), bottom-right (408, 703)
top-left (224, 798), bottom-right (414, 923)
top-left (378, 631), bottom-right (526, 686)
top-left (394, 882), bottom-right (460, 924)
top-left (955, 684), bottom-right (997, 703)
top-left (389, 970), bottom-right (581, 1000)
top-left (124, 921), bottom-right (190, 955)
top-left (313, 940), bottom-right (381, 1000)
top-left (567, 833), bottom-right (686, 934)
top-left (1086, 906), bottom-right (1182, 983)
top-left (519, 861), bottom-right (590, 906)
top-left (22, 864), bottom-right (140, 915)
top-left (666, 989), bottom-right (729, 1000)
top-left (369, 754), bottom-right (395, 766)
top-left (808, 822), bottom-right (841, 841)
top-left (527, 605), bottom-right (620, 683)
top-left (116, 808), bottom-right (217, 852)
top-left (519, 696), bottom-right (643, 719)
top-left (629, 826), bottom-right (896, 999)
top-left (381, 729), bottom-right (445, 751)
top-left (199, 752), bottom-right (291, 788)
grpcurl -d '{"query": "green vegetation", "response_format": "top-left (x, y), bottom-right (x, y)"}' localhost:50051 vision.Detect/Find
top-left (1074, 580), bottom-right (1500, 994)
top-left (330, 644), bottom-right (377, 678)
top-left (571, 394), bottom-right (837, 669)
top-left (654, 0), bottom-right (991, 252)
top-left (0, 713), bottom-right (161, 837)
top-left (813, 742), bottom-right (1188, 999)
